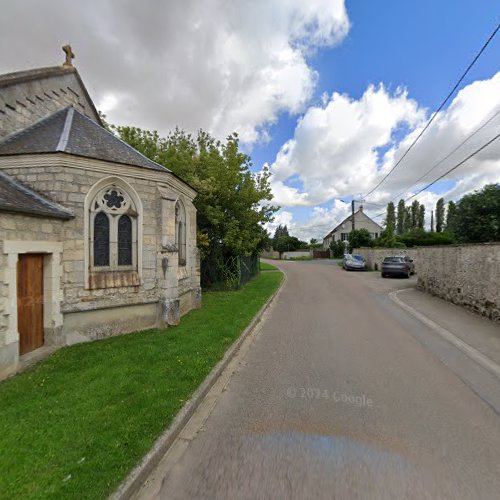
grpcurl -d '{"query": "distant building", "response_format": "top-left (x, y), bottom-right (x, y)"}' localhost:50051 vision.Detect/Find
top-left (322, 207), bottom-right (383, 249)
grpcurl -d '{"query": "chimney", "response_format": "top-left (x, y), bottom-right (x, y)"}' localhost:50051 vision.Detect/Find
top-left (359, 205), bottom-right (364, 213)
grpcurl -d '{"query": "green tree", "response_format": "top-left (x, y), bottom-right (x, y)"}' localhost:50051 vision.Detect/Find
top-left (410, 200), bottom-right (420, 229)
top-left (396, 199), bottom-right (405, 234)
top-left (455, 184), bottom-right (500, 242)
top-left (272, 224), bottom-right (289, 241)
top-left (445, 201), bottom-right (457, 234)
top-left (404, 206), bottom-right (412, 233)
top-left (435, 198), bottom-right (445, 233)
top-left (418, 204), bottom-right (425, 229)
top-left (272, 225), bottom-right (290, 250)
top-left (113, 125), bottom-right (278, 283)
top-left (329, 239), bottom-right (346, 258)
top-left (348, 228), bottom-right (372, 252)
top-left (274, 235), bottom-right (290, 259)
top-left (397, 228), bottom-right (454, 247)
top-left (385, 201), bottom-right (396, 235)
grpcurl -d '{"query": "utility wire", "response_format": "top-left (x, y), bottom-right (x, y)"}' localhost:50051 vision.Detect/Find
top-left (405, 132), bottom-right (500, 201)
top-left (364, 22), bottom-right (500, 198)
top-left (372, 130), bottom-right (500, 219)
top-left (371, 107), bottom-right (500, 218)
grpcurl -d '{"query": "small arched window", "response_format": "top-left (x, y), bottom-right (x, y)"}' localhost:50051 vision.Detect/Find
top-left (175, 200), bottom-right (187, 266)
top-left (89, 184), bottom-right (138, 271)
top-left (93, 212), bottom-right (110, 266)
top-left (118, 215), bottom-right (132, 266)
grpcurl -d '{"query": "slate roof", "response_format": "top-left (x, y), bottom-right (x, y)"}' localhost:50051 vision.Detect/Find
top-left (0, 170), bottom-right (73, 219)
top-left (0, 106), bottom-right (170, 172)
top-left (323, 208), bottom-right (383, 239)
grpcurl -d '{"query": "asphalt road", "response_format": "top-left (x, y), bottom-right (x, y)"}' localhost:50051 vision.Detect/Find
top-left (139, 260), bottom-right (500, 500)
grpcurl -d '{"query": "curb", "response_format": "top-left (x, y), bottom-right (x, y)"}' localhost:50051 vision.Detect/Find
top-left (110, 271), bottom-right (287, 500)
top-left (390, 288), bottom-right (500, 381)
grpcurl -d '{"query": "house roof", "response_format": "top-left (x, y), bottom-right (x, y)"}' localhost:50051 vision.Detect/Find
top-left (0, 170), bottom-right (73, 219)
top-left (0, 106), bottom-right (170, 172)
top-left (323, 208), bottom-right (383, 239)
top-left (0, 65), bottom-right (102, 126)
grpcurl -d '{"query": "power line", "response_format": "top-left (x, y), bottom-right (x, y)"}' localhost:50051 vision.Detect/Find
top-left (405, 132), bottom-right (500, 201)
top-left (372, 130), bottom-right (500, 219)
top-left (371, 107), bottom-right (500, 218)
top-left (364, 22), bottom-right (500, 199)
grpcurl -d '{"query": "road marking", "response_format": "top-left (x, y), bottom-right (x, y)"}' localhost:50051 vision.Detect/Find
top-left (390, 289), bottom-right (500, 381)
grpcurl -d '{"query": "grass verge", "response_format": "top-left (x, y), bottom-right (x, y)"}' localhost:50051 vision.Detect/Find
top-left (259, 260), bottom-right (279, 271)
top-left (0, 271), bottom-right (283, 499)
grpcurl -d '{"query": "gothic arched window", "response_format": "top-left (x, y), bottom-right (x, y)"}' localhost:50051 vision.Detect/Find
top-left (89, 184), bottom-right (138, 271)
top-left (93, 212), bottom-right (110, 266)
top-left (175, 200), bottom-right (187, 266)
top-left (118, 215), bottom-right (132, 266)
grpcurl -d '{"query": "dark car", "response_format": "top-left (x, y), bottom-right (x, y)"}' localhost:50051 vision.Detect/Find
top-left (381, 256), bottom-right (414, 278)
top-left (343, 254), bottom-right (366, 271)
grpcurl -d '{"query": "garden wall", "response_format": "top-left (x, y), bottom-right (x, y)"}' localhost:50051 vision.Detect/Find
top-left (353, 247), bottom-right (418, 271)
top-left (354, 243), bottom-right (500, 322)
top-left (416, 243), bottom-right (500, 322)
top-left (261, 250), bottom-right (314, 259)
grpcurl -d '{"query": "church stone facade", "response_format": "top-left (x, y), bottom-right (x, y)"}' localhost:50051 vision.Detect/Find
top-left (0, 53), bottom-right (200, 379)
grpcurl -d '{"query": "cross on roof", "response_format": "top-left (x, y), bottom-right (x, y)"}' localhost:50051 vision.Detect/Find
top-left (62, 44), bottom-right (74, 67)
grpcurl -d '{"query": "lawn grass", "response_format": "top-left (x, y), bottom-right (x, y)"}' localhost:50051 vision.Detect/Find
top-left (0, 271), bottom-right (283, 499)
top-left (259, 260), bottom-right (279, 271)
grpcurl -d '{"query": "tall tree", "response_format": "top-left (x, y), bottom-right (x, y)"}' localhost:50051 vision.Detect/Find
top-left (385, 201), bottom-right (396, 235)
top-left (113, 125), bottom-right (278, 263)
top-left (404, 206), bottom-right (412, 233)
top-left (396, 199), bottom-right (405, 234)
top-left (411, 200), bottom-right (420, 229)
top-left (348, 228), bottom-right (372, 253)
top-left (272, 225), bottom-right (289, 243)
top-left (430, 210), bottom-right (434, 232)
top-left (435, 198), bottom-right (445, 232)
top-left (418, 204), bottom-right (425, 229)
top-left (455, 184), bottom-right (500, 242)
top-left (445, 201), bottom-right (457, 234)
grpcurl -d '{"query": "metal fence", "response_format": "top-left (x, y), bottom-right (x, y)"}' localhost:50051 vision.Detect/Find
top-left (201, 253), bottom-right (259, 290)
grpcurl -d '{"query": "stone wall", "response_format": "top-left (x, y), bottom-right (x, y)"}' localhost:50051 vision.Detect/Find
top-left (0, 213), bottom-right (65, 378)
top-left (261, 250), bottom-right (313, 259)
top-left (353, 247), bottom-right (418, 271)
top-left (355, 244), bottom-right (500, 322)
top-left (416, 243), bottom-right (500, 322)
top-left (0, 69), bottom-right (99, 138)
top-left (0, 154), bottom-right (200, 377)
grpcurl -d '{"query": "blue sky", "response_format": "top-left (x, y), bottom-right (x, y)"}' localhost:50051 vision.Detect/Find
top-left (252, 1), bottom-right (499, 166)
top-left (248, 1), bottom-right (499, 237)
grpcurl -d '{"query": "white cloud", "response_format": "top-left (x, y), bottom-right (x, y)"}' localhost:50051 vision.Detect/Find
top-left (0, 0), bottom-right (350, 144)
top-left (268, 73), bottom-right (500, 239)
top-left (268, 83), bottom-right (425, 205)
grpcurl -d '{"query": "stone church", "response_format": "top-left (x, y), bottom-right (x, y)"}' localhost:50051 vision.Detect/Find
top-left (0, 47), bottom-right (200, 379)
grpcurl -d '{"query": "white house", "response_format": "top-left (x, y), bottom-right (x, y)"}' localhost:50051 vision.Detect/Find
top-left (323, 207), bottom-right (383, 249)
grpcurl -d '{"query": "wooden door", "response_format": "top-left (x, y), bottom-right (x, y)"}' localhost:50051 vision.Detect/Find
top-left (17, 254), bottom-right (44, 355)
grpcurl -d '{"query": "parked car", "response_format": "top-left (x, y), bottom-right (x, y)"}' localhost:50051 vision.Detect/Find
top-left (343, 254), bottom-right (366, 271)
top-left (381, 256), bottom-right (414, 278)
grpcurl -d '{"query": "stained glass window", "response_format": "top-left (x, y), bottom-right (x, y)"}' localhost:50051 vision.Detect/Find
top-left (94, 212), bottom-right (110, 266)
top-left (118, 215), bottom-right (132, 266)
top-left (104, 189), bottom-right (124, 209)
top-left (176, 201), bottom-right (187, 266)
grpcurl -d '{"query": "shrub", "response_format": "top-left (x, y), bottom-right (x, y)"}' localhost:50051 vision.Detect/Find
top-left (397, 228), bottom-right (455, 247)
top-left (329, 240), bottom-right (345, 258)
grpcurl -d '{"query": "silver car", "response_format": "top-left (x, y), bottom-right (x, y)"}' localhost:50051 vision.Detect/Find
top-left (343, 254), bottom-right (366, 271)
